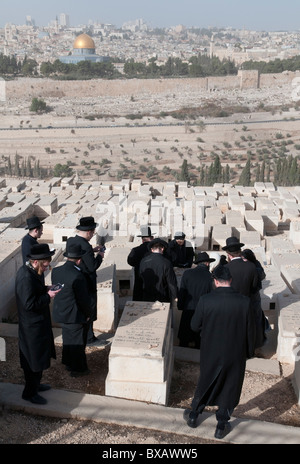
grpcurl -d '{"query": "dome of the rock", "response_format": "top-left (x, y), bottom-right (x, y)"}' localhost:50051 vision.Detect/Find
top-left (73, 33), bottom-right (95, 50)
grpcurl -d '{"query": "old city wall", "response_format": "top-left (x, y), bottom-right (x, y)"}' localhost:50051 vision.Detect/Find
top-left (5, 71), bottom-right (298, 101)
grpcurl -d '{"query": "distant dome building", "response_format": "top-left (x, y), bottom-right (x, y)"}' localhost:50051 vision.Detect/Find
top-left (59, 33), bottom-right (110, 64)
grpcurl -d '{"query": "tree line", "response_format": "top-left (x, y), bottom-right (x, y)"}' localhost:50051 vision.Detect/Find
top-left (242, 55), bottom-right (300, 74)
top-left (0, 54), bottom-right (38, 76)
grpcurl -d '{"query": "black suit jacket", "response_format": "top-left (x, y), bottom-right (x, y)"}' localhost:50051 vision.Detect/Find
top-left (177, 264), bottom-right (213, 311)
top-left (226, 258), bottom-right (258, 297)
top-left (52, 260), bottom-right (91, 324)
top-left (66, 235), bottom-right (102, 293)
top-left (21, 233), bottom-right (38, 264)
top-left (166, 239), bottom-right (194, 268)
top-left (127, 242), bottom-right (151, 300)
top-left (139, 252), bottom-right (178, 303)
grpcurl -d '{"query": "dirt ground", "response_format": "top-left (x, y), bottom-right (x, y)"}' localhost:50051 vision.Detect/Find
top-left (1, 336), bottom-right (299, 430)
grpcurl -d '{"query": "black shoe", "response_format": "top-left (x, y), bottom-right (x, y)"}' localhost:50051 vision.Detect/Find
top-left (70, 369), bottom-right (90, 377)
top-left (214, 423), bottom-right (232, 439)
top-left (183, 409), bottom-right (199, 428)
top-left (22, 393), bottom-right (47, 405)
top-left (87, 336), bottom-right (98, 346)
top-left (38, 383), bottom-right (51, 392)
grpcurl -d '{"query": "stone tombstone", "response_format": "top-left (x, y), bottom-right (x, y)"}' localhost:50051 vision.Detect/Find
top-left (105, 300), bottom-right (174, 406)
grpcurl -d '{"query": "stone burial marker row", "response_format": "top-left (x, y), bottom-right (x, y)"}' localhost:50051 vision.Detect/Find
top-left (105, 300), bottom-right (174, 406)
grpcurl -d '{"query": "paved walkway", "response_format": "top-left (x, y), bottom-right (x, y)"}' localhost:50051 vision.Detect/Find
top-left (1, 382), bottom-right (300, 444)
top-left (1, 323), bottom-right (300, 444)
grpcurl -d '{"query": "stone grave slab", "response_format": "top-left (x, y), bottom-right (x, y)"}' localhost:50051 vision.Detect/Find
top-left (95, 264), bottom-right (118, 333)
top-left (277, 294), bottom-right (300, 364)
top-left (105, 300), bottom-right (174, 405)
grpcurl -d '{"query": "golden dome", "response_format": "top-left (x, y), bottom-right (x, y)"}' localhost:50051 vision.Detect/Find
top-left (73, 33), bottom-right (95, 50)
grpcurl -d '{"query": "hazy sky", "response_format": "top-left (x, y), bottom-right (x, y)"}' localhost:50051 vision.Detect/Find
top-left (1, 0), bottom-right (300, 31)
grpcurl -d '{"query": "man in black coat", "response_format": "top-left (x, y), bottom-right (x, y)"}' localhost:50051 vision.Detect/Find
top-left (66, 216), bottom-right (105, 345)
top-left (21, 216), bottom-right (44, 264)
top-left (222, 237), bottom-right (258, 298)
top-left (15, 244), bottom-right (60, 405)
top-left (166, 232), bottom-right (194, 268)
top-left (127, 226), bottom-right (154, 301)
top-left (184, 265), bottom-right (255, 439)
top-left (177, 252), bottom-right (215, 348)
top-left (223, 236), bottom-right (258, 348)
top-left (139, 238), bottom-right (178, 304)
top-left (52, 244), bottom-right (92, 377)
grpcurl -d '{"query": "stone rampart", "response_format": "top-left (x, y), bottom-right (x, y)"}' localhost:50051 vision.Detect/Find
top-left (5, 71), bottom-right (298, 102)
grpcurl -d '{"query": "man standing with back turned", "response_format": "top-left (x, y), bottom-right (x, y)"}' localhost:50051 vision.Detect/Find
top-left (184, 265), bottom-right (254, 440)
top-left (66, 216), bottom-right (105, 345)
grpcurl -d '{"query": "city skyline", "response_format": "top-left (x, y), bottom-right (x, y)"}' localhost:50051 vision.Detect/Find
top-left (1, 0), bottom-right (300, 31)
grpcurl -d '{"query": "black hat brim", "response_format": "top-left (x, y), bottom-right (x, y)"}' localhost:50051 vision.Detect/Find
top-left (194, 257), bottom-right (216, 264)
top-left (25, 221), bottom-right (44, 230)
top-left (76, 223), bottom-right (98, 231)
top-left (222, 242), bottom-right (244, 251)
top-left (63, 250), bottom-right (86, 258)
top-left (27, 249), bottom-right (55, 260)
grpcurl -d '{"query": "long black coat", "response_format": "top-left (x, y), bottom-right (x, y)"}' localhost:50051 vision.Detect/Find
top-left (166, 239), bottom-right (194, 268)
top-left (66, 235), bottom-right (102, 322)
top-left (177, 264), bottom-right (213, 346)
top-left (15, 264), bottom-right (56, 372)
top-left (190, 287), bottom-right (254, 412)
top-left (52, 260), bottom-right (91, 324)
top-left (127, 242), bottom-right (150, 301)
top-left (225, 257), bottom-right (258, 297)
top-left (139, 252), bottom-right (178, 303)
top-left (21, 233), bottom-right (38, 264)
top-left (177, 264), bottom-right (213, 311)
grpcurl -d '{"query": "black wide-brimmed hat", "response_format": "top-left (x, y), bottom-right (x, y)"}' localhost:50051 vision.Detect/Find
top-left (25, 216), bottom-right (44, 230)
top-left (63, 244), bottom-right (86, 259)
top-left (222, 236), bottom-right (244, 252)
top-left (212, 264), bottom-right (232, 281)
top-left (194, 252), bottom-right (216, 264)
top-left (174, 231), bottom-right (186, 239)
top-left (148, 237), bottom-right (168, 250)
top-left (27, 244), bottom-right (55, 260)
top-left (76, 216), bottom-right (98, 231)
top-left (137, 226), bottom-right (155, 238)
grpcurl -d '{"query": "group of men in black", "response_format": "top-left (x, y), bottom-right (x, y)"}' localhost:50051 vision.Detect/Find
top-left (16, 216), bottom-right (105, 406)
top-left (16, 215), bottom-right (268, 440)
top-left (127, 227), bottom-right (268, 439)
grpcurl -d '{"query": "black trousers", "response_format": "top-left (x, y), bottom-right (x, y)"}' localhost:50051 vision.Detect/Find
top-left (87, 292), bottom-right (97, 342)
top-left (20, 350), bottom-right (42, 399)
top-left (62, 322), bottom-right (89, 372)
top-left (192, 401), bottom-right (233, 429)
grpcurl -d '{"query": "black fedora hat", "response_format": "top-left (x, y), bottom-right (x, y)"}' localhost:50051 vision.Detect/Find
top-left (63, 244), bottom-right (86, 259)
top-left (212, 264), bottom-right (232, 281)
top-left (194, 252), bottom-right (216, 264)
top-left (25, 216), bottom-right (44, 230)
top-left (27, 244), bottom-right (55, 260)
top-left (137, 226), bottom-right (155, 238)
top-left (148, 237), bottom-right (168, 250)
top-left (222, 236), bottom-right (245, 252)
top-left (76, 216), bottom-right (98, 231)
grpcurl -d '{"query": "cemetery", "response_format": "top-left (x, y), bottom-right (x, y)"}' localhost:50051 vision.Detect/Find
top-left (0, 175), bottom-right (300, 410)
